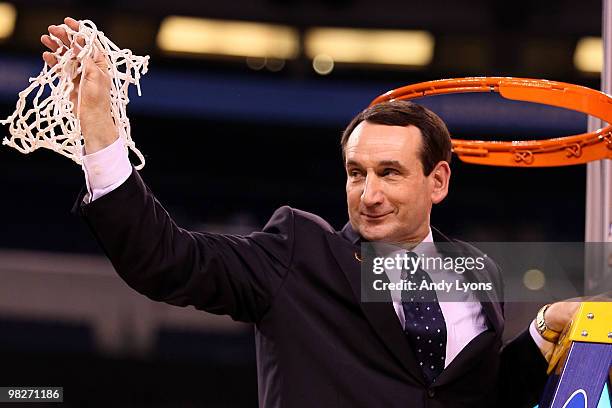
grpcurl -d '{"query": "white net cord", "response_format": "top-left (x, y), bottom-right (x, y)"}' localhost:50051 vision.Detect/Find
top-left (0, 20), bottom-right (149, 169)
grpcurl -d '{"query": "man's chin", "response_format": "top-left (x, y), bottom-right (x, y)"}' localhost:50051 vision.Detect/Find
top-left (357, 225), bottom-right (394, 243)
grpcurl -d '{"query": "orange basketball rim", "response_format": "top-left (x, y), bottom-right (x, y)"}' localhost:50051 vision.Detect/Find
top-left (370, 77), bottom-right (612, 167)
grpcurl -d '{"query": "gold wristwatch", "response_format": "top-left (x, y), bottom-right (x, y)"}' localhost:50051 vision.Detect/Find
top-left (536, 303), bottom-right (560, 342)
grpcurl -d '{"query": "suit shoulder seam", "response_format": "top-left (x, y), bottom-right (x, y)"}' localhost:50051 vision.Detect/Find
top-left (259, 206), bottom-right (297, 322)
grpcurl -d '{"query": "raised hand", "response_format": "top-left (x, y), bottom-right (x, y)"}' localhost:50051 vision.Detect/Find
top-left (40, 17), bottom-right (117, 154)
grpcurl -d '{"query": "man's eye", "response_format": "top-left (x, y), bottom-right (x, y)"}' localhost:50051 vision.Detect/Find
top-left (349, 170), bottom-right (363, 178)
top-left (383, 168), bottom-right (399, 176)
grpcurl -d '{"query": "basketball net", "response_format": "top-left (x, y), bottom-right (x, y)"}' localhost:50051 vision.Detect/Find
top-left (0, 20), bottom-right (149, 169)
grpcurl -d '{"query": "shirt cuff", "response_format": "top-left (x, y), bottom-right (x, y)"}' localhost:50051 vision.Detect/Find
top-left (81, 137), bottom-right (132, 203)
top-left (529, 319), bottom-right (555, 362)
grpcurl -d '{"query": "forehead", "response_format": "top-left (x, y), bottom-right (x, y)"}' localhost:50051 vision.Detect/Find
top-left (344, 121), bottom-right (422, 164)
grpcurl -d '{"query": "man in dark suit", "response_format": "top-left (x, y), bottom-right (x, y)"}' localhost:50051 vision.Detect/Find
top-left (43, 18), bottom-right (578, 408)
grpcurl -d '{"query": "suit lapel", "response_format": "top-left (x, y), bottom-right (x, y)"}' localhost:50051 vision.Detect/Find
top-left (325, 228), bottom-right (426, 385)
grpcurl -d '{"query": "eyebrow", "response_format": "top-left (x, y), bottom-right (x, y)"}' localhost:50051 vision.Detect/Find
top-left (378, 160), bottom-right (406, 170)
top-left (345, 159), bottom-right (408, 172)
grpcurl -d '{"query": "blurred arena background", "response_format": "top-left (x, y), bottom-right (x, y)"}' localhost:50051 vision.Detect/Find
top-left (0, 1), bottom-right (605, 406)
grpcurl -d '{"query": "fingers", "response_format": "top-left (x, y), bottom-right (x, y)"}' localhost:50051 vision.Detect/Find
top-left (41, 17), bottom-right (79, 46)
top-left (42, 51), bottom-right (58, 66)
top-left (40, 34), bottom-right (60, 52)
top-left (48, 24), bottom-right (70, 49)
top-left (41, 17), bottom-right (106, 74)
top-left (64, 17), bottom-right (80, 31)
top-left (41, 17), bottom-right (82, 66)
top-left (70, 35), bottom-right (86, 57)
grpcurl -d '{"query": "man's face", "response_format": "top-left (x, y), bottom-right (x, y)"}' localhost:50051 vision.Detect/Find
top-left (344, 121), bottom-right (450, 244)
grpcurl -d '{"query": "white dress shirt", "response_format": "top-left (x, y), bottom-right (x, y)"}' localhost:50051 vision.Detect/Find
top-left (81, 138), bottom-right (555, 364)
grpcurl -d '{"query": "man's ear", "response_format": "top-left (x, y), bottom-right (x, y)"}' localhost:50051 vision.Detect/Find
top-left (429, 161), bottom-right (451, 204)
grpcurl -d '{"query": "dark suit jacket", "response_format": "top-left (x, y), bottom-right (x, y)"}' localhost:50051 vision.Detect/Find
top-left (76, 169), bottom-right (549, 407)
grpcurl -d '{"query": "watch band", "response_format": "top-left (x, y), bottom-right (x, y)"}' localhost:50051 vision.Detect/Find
top-left (536, 303), bottom-right (561, 343)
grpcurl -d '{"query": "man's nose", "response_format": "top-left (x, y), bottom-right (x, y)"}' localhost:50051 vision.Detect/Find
top-left (361, 175), bottom-right (384, 206)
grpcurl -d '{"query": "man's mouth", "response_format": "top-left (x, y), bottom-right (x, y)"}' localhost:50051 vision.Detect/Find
top-left (361, 212), bottom-right (392, 220)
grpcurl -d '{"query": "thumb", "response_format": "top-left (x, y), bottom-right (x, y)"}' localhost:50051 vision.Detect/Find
top-left (80, 54), bottom-right (97, 82)
top-left (81, 49), bottom-right (110, 84)
top-left (92, 46), bottom-right (108, 71)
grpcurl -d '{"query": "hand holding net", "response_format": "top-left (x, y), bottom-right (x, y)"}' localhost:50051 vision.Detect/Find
top-left (0, 19), bottom-right (149, 169)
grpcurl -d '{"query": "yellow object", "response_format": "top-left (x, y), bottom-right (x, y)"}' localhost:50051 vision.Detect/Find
top-left (0, 2), bottom-right (17, 40)
top-left (547, 302), bottom-right (612, 374)
top-left (305, 27), bottom-right (434, 67)
top-left (574, 37), bottom-right (603, 73)
top-left (157, 16), bottom-right (299, 59)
